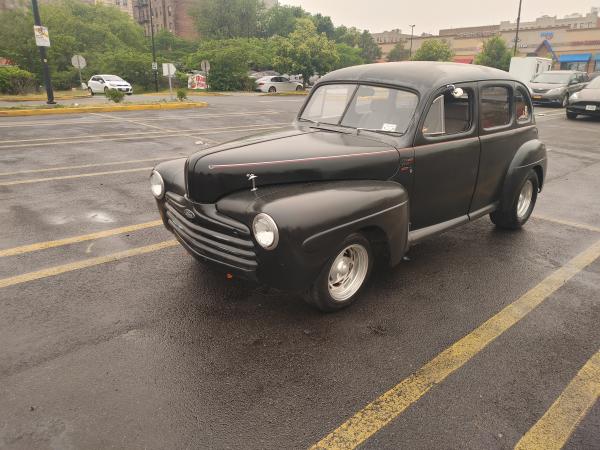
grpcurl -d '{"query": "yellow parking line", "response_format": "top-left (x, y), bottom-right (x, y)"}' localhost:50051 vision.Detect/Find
top-left (514, 349), bottom-right (600, 450)
top-left (0, 240), bottom-right (178, 289)
top-left (0, 158), bottom-right (172, 177)
top-left (534, 215), bottom-right (600, 234)
top-left (0, 167), bottom-right (153, 186)
top-left (0, 220), bottom-right (163, 258)
top-left (311, 239), bottom-right (600, 450)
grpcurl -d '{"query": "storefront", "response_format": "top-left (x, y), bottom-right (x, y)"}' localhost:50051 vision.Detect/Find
top-left (559, 53), bottom-right (592, 71)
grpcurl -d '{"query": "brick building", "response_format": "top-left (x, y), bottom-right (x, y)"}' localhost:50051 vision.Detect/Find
top-left (133, 0), bottom-right (196, 38)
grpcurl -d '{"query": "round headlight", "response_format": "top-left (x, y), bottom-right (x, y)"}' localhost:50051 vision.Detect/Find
top-left (252, 213), bottom-right (279, 250)
top-left (150, 170), bottom-right (165, 199)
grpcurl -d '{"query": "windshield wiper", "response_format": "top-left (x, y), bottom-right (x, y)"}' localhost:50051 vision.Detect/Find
top-left (356, 127), bottom-right (404, 137)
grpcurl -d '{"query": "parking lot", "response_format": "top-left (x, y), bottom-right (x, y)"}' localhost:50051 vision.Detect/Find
top-left (0, 96), bottom-right (599, 449)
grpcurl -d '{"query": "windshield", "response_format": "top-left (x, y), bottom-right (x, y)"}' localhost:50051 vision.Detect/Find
top-left (532, 72), bottom-right (572, 84)
top-left (300, 84), bottom-right (418, 134)
top-left (587, 77), bottom-right (600, 89)
top-left (103, 75), bottom-right (124, 82)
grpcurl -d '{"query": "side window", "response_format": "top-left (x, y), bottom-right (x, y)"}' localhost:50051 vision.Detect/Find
top-left (423, 89), bottom-right (473, 137)
top-left (515, 88), bottom-right (532, 124)
top-left (480, 86), bottom-right (511, 129)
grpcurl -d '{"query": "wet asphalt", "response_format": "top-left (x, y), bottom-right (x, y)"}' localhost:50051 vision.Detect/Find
top-left (0, 97), bottom-right (599, 449)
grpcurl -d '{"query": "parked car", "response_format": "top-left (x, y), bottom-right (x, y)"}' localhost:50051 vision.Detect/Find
top-left (528, 70), bottom-right (588, 107)
top-left (150, 62), bottom-right (547, 311)
top-left (566, 75), bottom-right (600, 119)
top-left (255, 76), bottom-right (304, 93)
top-left (87, 75), bottom-right (133, 95)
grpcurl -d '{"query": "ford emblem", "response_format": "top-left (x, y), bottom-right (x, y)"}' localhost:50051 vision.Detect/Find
top-left (183, 209), bottom-right (195, 220)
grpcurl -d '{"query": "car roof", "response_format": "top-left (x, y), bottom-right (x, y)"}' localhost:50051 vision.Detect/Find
top-left (318, 61), bottom-right (515, 93)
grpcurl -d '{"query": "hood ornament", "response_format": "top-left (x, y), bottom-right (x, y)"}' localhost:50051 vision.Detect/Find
top-left (246, 173), bottom-right (258, 192)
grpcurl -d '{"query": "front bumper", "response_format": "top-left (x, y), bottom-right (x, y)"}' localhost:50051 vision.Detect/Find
top-left (531, 93), bottom-right (564, 105)
top-left (567, 102), bottom-right (600, 116)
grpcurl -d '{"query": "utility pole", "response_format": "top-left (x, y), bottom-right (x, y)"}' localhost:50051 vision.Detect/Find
top-left (409, 25), bottom-right (416, 58)
top-left (513, 0), bottom-right (523, 56)
top-left (31, 0), bottom-right (55, 104)
top-left (147, 0), bottom-right (159, 92)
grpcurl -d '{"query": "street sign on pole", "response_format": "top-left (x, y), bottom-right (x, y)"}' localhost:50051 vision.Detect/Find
top-left (162, 63), bottom-right (176, 100)
top-left (152, 61), bottom-right (158, 71)
top-left (33, 25), bottom-right (50, 47)
top-left (71, 54), bottom-right (86, 89)
top-left (200, 60), bottom-right (210, 73)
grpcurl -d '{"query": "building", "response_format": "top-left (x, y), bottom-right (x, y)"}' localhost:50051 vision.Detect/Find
top-left (95, 0), bottom-right (133, 19)
top-left (372, 29), bottom-right (411, 44)
top-left (376, 8), bottom-right (600, 73)
top-left (133, 0), bottom-right (197, 39)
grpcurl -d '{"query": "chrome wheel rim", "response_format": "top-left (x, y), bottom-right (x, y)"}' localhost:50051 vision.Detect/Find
top-left (517, 180), bottom-right (533, 219)
top-left (327, 244), bottom-right (369, 302)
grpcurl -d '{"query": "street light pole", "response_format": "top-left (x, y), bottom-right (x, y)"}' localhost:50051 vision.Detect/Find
top-left (409, 24), bottom-right (415, 58)
top-left (513, 0), bottom-right (523, 56)
top-left (31, 0), bottom-right (55, 104)
top-left (147, 0), bottom-right (159, 92)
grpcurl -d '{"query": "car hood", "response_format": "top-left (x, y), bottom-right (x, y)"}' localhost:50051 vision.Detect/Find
top-left (529, 82), bottom-right (566, 90)
top-left (186, 125), bottom-right (400, 203)
top-left (572, 88), bottom-right (600, 101)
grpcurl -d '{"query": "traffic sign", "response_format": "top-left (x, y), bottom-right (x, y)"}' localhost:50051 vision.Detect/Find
top-left (200, 60), bottom-right (210, 73)
top-left (152, 61), bottom-right (158, 71)
top-left (162, 63), bottom-right (176, 77)
top-left (71, 54), bottom-right (86, 69)
top-left (33, 25), bottom-right (50, 47)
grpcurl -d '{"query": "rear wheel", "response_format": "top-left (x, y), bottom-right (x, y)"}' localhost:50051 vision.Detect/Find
top-left (304, 233), bottom-right (373, 312)
top-left (490, 169), bottom-right (539, 230)
top-left (104, 87), bottom-right (109, 95)
top-left (566, 111), bottom-right (577, 120)
top-left (88, 87), bottom-right (94, 96)
top-left (296, 85), bottom-right (303, 91)
top-left (268, 86), bottom-right (276, 93)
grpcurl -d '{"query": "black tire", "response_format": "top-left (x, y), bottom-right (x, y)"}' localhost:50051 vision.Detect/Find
top-left (88, 87), bottom-right (94, 96)
top-left (268, 86), bottom-right (276, 93)
top-left (490, 169), bottom-right (539, 230)
top-left (566, 111), bottom-right (577, 120)
top-left (304, 233), bottom-right (373, 312)
top-left (296, 85), bottom-right (303, 91)
top-left (104, 87), bottom-right (109, 95)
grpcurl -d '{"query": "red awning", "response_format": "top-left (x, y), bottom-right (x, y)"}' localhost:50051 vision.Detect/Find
top-left (453, 56), bottom-right (474, 64)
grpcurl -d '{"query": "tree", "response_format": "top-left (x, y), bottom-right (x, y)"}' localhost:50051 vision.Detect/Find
top-left (333, 25), bottom-right (361, 47)
top-left (334, 43), bottom-right (364, 69)
top-left (358, 30), bottom-right (381, 63)
top-left (259, 4), bottom-right (306, 37)
top-left (311, 13), bottom-right (334, 39)
top-left (411, 39), bottom-right (454, 61)
top-left (273, 19), bottom-right (339, 86)
top-left (474, 36), bottom-right (512, 71)
top-left (387, 40), bottom-right (409, 62)
top-left (190, 0), bottom-right (264, 39)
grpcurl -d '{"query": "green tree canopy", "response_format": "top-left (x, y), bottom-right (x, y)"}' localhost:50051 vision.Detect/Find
top-left (190, 0), bottom-right (265, 39)
top-left (333, 25), bottom-right (361, 47)
top-left (474, 36), bottom-right (512, 71)
top-left (334, 43), bottom-right (364, 69)
top-left (273, 18), bottom-right (339, 85)
top-left (358, 30), bottom-right (382, 63)
top-left (387, 40), bottom-right (409, 62)
top-left (411, 39), bottom-right (454, 61)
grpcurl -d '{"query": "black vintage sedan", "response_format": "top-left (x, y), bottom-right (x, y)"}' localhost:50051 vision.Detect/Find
top-left (566, 76), bottom-right (600, 119)
top-left (150, 62), bottom-right (547, 311)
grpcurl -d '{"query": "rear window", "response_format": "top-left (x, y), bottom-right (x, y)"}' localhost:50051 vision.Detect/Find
top-left (481, 86), bottom-right (511, 129)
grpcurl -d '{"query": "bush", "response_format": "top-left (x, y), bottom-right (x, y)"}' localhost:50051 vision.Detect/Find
top-left (0, 66), bottom-right (35, 94)
top-left (176, 88), bottom-right (187, 101)
top-left (105, 88), bottom-right (125, 103)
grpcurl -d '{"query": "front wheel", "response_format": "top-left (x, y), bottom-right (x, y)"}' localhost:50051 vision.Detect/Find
top-left (490, 169), bottom-right (539, 230)
top-left (296, 85), bottom-right (303, 91)
top-left (561, 94), bottom-right (569, 108)
top-left (304, 233), bottom-right (373, 312)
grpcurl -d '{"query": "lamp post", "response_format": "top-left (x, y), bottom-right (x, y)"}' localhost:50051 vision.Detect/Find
top-left (31, 0), bottom-right (55, 104)
top-left (409, 24), bottom-right (416, 58)
top-left (513, 0), bottom-right (523, 56)
top-left (147, 0), bottom-right (159, 92)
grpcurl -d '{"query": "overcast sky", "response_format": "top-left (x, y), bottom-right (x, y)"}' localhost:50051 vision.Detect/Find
top-left (281, 0), bottom-right (598, 34)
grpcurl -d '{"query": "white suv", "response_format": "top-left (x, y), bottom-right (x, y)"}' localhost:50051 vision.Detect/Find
top-left (88, 75), bottom-right (133, 95)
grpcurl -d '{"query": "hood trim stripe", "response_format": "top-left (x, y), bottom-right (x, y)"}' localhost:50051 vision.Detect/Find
top-left (208, 149), bottom-right (398, 170)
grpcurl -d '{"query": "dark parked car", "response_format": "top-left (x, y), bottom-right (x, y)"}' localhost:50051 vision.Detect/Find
top-left (529, 70), bottom-right (588, 107)
top-left (566, 76), bottom-right (600, 119)
top-left (150, 62), bottom-right (547, 311)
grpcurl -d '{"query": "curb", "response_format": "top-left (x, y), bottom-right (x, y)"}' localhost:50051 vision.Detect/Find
top-left (0, 94), bottom-right (91, 102)
top-left (0, 102), bottom-right (208, 117)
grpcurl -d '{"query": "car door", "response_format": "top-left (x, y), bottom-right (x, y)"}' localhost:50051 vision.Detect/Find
top-left (281, 77), bottom-right (294, 92)
top-left (410, 83), bottom-right (480, 230)
top-left (470, 82), bottom-right (537, 212)
top-left (89, 76), bottom-right (100, 92)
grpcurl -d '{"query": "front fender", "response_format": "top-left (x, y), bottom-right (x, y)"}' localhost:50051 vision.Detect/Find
top-left (499, 139), bottom-right (547, 211)
top-left (218, 180), bottom-right (409, 290)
